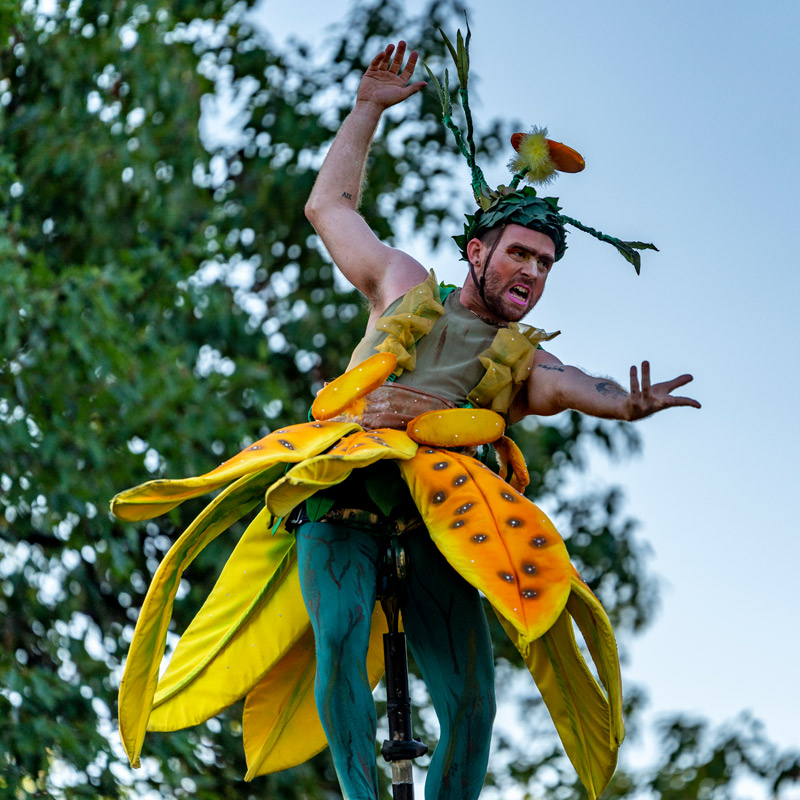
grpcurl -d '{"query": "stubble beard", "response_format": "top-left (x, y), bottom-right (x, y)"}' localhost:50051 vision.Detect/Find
top-left (481, 269), bottom-right (538, 323)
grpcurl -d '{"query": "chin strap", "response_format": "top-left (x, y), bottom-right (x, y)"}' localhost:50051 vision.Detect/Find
top-left (468, 224), bottom-right (505, 308)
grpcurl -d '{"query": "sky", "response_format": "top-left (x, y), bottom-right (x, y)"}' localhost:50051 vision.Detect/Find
top-left (249, 0), bottom-right (800, 782)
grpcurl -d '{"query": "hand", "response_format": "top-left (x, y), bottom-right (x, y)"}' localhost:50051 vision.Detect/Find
top-left (625, 361), bottom-right (701, 421)
top-left (356, 41), bottom-right (426, 110)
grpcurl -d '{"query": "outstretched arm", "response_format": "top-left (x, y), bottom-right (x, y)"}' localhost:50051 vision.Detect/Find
top-left (305, 42), bottom-right (428, 322)
top-left (518, 349), bottom-right (701, 421)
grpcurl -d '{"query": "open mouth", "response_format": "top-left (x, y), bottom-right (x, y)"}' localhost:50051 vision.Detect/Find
top-left (507, 284), bottom-right (531, 306)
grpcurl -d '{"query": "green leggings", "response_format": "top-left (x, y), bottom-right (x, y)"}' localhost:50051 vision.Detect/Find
top-left (296, 521), bottom-right (496, 800)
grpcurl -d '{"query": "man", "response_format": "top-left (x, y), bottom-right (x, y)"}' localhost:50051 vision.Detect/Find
top-left (111, 38), bottom-right (699, 800)
top-left (296, 40), bottom-right (699, 800)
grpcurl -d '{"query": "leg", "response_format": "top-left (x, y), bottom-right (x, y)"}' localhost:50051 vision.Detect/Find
top-left (400, 527), bottom-right (496, 800)
top-left (296, 521), bottom-right (384, 800)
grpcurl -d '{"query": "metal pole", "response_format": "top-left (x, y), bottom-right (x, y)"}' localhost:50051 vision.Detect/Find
top-left (379, 540), bottom-right (427, 799)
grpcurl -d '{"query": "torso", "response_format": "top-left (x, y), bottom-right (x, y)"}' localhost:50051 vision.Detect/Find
top-left (348, 289), bottom-right (504, 407)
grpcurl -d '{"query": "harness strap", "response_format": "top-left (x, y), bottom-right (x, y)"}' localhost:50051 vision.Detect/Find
top-left (468, 224), bottom-right (506, 305)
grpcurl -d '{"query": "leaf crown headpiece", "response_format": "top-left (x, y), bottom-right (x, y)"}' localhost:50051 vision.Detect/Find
top-left (424, 25), bottom-right (657, 273)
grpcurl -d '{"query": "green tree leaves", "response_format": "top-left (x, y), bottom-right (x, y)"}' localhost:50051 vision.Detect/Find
top-left (1, 1), bottom-right (797, 798)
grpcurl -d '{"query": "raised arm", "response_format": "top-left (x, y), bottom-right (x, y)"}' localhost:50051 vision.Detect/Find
top-left (518, 349), bottom-right (701, 422)
top-left (305, 42), bottom-right (428, 321)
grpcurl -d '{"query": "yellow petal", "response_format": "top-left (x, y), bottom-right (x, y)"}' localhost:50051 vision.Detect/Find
top-left (266, 428), bottom-right (417, 518)
top-left (119, 468), bottom-right (275, 767)
top-left (243, 627), bottom-right (321, 779)
top-left (311, 353), bottom-right (397, 421)
top-left (147, 510), bottom-right (307, 733)
top-left (496, 604), bottom-right (619, 800)
top-left (112, 421), bottom-right (360, 521)
top-left (242, 603), bottom-right (390, 779)
top-left (566, 567), bottom-right (624, 749)
top-left (406, 408), bottom-right (506, 448)
top-left (399, 447), bottom-right (570, 643)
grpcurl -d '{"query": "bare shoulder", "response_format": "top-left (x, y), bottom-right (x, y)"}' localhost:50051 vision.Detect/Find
top-left (363, 248), bottom-right (429, 329)
top-left (509, 348), bottom-right (567, 422)
top-left (372, 247), bottom-right (429, 307)
top-left (533, 347), bottom-right (566, 371)
top-left (311, 203), bottom-right (427, 310)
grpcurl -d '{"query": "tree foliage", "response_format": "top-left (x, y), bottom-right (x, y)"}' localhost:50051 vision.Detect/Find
top-left (1, 1), bottom-right (797, 798)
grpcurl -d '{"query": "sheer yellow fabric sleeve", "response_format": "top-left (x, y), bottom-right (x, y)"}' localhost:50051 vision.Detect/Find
top-left (467, 322), bottom-right (559, 414)
top-left (374, 271), bottom-right (445, 374)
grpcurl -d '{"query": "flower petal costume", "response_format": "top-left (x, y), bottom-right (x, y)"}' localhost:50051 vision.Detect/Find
top-left (113, 273), bottom-right (623, 799)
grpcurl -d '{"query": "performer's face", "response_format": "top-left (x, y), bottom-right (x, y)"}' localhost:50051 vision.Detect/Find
top-left (469, 224), bottom-right (556, 322)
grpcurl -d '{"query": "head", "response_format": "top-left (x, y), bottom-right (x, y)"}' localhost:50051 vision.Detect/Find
top-left (462, 223), bottom-right (556, 323)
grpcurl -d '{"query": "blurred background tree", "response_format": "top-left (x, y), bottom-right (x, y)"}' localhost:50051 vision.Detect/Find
top-left (1, 0), bottom-right (798, 797)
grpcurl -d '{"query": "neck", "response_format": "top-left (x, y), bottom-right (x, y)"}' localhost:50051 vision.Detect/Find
top-left (457, 286), bottom-right (506, 325)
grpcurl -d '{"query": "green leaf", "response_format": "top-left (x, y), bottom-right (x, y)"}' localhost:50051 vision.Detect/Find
top-left (422, 60), bottom-right (449, 117)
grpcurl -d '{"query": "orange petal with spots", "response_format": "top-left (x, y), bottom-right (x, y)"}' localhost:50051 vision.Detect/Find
top-left (406, 408), bottom-right (506, 448)
top-left (311, 353), bottom-right (397, 420)
top-left (399, 448), bottom-right (570, 643)
top-left (111, 421), bottom-right (361, 521)
top-left (266, 428), bottom-right (417, 518)
top-left (493, 435), bottom-right (530, 493)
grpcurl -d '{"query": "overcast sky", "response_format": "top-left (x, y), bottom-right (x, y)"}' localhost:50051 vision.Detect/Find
top-left (248, 0), bottom-right (800, 782)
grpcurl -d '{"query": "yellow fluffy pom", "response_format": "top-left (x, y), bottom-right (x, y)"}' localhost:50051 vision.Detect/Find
top-left (508, 126), bottom-right (557, 186)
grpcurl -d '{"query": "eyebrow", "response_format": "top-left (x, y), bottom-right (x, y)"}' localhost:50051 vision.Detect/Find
top-left (506, 242), bottom-right (554, 263)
